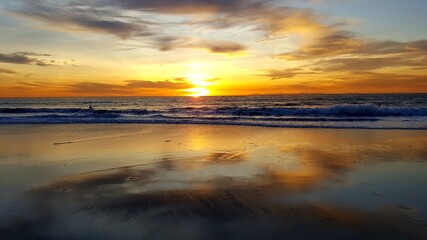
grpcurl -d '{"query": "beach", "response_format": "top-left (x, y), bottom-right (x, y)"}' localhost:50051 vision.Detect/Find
top-left (2, 0), bottom-right (427, 238)
top-left (1, 124), bottom-right (426, 239)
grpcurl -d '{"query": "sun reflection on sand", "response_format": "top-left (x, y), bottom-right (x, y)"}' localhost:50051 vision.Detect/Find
top-left (1, 126), bottom-right (427, 239)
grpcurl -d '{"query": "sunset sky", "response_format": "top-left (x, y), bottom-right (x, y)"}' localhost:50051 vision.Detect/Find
top-left (0, 0), bottom-right (426, 97)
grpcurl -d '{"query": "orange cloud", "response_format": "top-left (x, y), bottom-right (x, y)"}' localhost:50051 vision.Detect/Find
top-left (0, 80), bottom-right (194, 98)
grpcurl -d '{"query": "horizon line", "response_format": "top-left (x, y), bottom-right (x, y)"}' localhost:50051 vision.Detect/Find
top-left (1, 92), bottom-right (426, 99)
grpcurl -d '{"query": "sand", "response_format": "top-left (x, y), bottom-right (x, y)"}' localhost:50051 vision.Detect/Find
top-left (0, 124), bottom-right (426, 239)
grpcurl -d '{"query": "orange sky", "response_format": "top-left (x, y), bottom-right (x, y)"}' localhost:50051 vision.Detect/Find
top-left (0, 0), bottom-right (426, 97)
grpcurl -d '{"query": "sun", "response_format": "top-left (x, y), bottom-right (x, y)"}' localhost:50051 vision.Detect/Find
top-left (185, 72), bottom-right (211, 97)
top-left (187, 87), bottom-right (210, 97)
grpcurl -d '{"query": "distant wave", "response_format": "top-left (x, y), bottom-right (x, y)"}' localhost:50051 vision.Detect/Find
top-left (1, 104), bottom-right (426, 129)
top-left (1, 104), bottom-right (426, 118)
top-left (213, 104), bottom-right (427, 117)
top-left (165, 104), bottom-right (427, 117)
top-left (0, 108), bottom-right (155, 115)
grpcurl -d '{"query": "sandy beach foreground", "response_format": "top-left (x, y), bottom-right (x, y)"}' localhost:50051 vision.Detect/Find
top-left (0, 124), bottom-right (426, 239)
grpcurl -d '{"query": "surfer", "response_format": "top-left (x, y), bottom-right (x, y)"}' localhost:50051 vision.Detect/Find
top-left (89, 105), bottom-right (93, 111)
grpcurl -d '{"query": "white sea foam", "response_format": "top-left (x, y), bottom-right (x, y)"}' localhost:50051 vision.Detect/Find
top-left (1, 95), bottom-right (426, 129)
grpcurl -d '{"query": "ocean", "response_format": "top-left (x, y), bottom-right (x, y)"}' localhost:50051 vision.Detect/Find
top-left (0, 94), bottom-right (426, 129)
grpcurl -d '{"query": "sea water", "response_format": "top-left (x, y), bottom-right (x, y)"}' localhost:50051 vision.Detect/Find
top-left (0, 94), bottom-right (426, 129)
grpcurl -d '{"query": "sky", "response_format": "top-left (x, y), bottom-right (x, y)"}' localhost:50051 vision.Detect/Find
top-left (0, 0), bottom-right (426, 97)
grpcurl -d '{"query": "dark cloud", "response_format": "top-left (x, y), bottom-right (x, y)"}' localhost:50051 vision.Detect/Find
top-left (156, 36), bottom-right (185, 51)
top-left (12, 0), bottom-right (249, 39)
top-left (70, 17), bottom-right (148, 39)
top-left (12, 1), bottom-right (151, 39)
top-left (155, 36), bottom-right (246, 53)
top-left (195, 39), bottom-right (246, 53)
top-left (0, 53), bottom-right (33, 64)
top-left (0, 52), bottom-right (52, 66)
top-left (14, 51), bottom-right (51, 57)
top-left (107, 0), bottom-right (258, 14)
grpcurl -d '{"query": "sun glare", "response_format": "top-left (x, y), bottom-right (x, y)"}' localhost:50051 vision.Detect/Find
top-left (185, 67), bottom-right (211, 97)
top-left (187, 87), bottom-right (210, 97)
top-left (187, 73), bottom-right (209, 86)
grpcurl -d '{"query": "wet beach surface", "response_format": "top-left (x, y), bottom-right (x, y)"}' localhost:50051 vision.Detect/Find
top-left (0, 124), bottom-right (427, 239)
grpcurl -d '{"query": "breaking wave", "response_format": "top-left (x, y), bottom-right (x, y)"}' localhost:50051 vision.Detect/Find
top-left (1, 103), bottom-right (426, 129)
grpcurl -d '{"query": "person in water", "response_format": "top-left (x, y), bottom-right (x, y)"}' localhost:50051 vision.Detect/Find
top-left (89, 105), bottom-right (93, 110)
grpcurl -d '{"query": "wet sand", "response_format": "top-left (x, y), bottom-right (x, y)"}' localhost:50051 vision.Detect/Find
top-left (0, 124), bottom-right (427, 239)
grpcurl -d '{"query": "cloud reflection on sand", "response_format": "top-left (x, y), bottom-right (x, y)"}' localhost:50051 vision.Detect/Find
top-left (1, 126), bottom-right (427, 239)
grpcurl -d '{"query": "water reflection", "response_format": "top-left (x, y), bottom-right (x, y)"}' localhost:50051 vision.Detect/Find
top-left (0, 126), bottom-right (427, 239)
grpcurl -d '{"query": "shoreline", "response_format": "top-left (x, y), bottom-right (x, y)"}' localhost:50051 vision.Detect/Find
top-left (1, 122), bottom-right (427, 130)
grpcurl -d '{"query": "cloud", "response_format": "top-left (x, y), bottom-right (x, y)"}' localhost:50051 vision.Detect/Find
top-left (0, 68), bottom-right (17, 74)
top-left (156, 37), bottom-right (246, 53)
top-left (273, 36), bottom-right (427, 74)
top-left (0, 78), bottom-right (197, 97)
top-left (7, 0), bottom-right (427, 92)
top-left (64, 82), bottom-right (137, 95)
top-left (250, 70), bottom-right (427, 93)
top-left (11, 0), bottom-right (427, 59)
top-left (362, 40), bottom-right (427, 55)
top-left (125, 80), bottom-right (192, 89)
top-left (69, 18), bottom-right (148, 40)
top-left (11, 1), bottom-right (151, 39)
top-left (195, 39), bottom-right (246, 53)
top-left (333, 72), bottom-right (427, 91)
top-left (409, 40), bottom-right (427, 52)
top-left (283, 73), bottom-right (427, 93)
top-left (0, 52), bottom-right (52, 66)
top-left (312, 57), bottom-right (426, 71)
top-left (63, 80), bottom-right (194, 95)
top-left (107, 0), bottom-right (256, 14)
top-left (276, 31), bottom-right (360, 60)
top-left (182, 3), bottom-right (331, 39)
top-left (120, 0), bottom-right (328, 40)
top-left (277, 34), bottom-right (427, 62)
top-left (264, 68), bottom-right (316, 79)
top-left (9, 0), bottom-right (332, 53)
